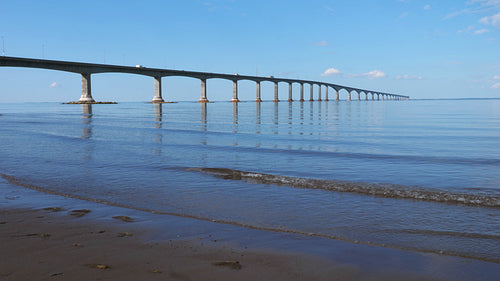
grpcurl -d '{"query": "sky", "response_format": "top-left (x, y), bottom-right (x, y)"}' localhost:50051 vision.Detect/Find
top-left (0, 0), bottom-right (499, 102)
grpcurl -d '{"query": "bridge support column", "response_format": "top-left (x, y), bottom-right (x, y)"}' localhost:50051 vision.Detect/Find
top-left (348, 91), bottom-right (351, 101)
top-left (336, 90), bottom-right (340, 101)
top-left (357, 92), bottom-right (361, 101)
top-left (231, 80), bottom-right (240, 102)
top-left (300, 83), bottom-right (304, 102)
top-left (365, 93), bottom-right (368, 101)
top-left (309, 84), bottom-right (314, 101)
top-left (372, 93), bottom-right (374, 101)
top-left (79, 73), bottom-right (95, 103)
top-left (199, 78), bottom-right (209, 103)
top-left (152, 76), bottom-right (165, 103)
top-left (273, 82), bottom-right (280, 102)
top-left (325, 86), bottom-right (329, 101)
top-left (255, 81), bottom-right (262, 102)
top-left (288, 83), bottom-right (293, 102)
top-left (318, 85), bottom-right (322, 101)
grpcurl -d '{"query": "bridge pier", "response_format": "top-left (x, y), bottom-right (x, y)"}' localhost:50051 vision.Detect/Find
top-left (255, 81), bottom-right (262, 102)
top-left (273, 82), bottom-right (280, 102)
top-left (152, 76), bottom-right (165, 103)
top-left (0, 57), bottom-right (410, 103)
top-left (300, 83), bottom-right (304, 102)
top-left (78, 73), bottom-right (95, 103)
top-left (199, 78), bottom-right (209, 103)
top-left (348, 91), bottom-right (351, 101)
top-left (335, 89), bottom-right (339, 101)
top-left (231, 80), bottom-right (239, 102)
top-left (288, 83), bottom-right (293, 102)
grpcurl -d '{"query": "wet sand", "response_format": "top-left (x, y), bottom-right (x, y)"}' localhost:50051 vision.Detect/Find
top-left (1, 208), bottom-right (351, 281)
top-left (0, 207), bottom-right (448, 281)
top-left (1, 181), bottom-right (499, 281)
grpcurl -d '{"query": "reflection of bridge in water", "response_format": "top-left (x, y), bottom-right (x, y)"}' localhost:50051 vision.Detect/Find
top-left (1, 56), bottom-right (409, 102)
top-left (78, 102), bottom-right (385, 155)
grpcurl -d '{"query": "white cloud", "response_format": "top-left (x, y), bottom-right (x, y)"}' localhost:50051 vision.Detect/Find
top-left (492, 82), bottom-right (500, 89)
top-left (493, 75), bottom-right (500, 79)
top-left (474, 28), bottom-right (490, 34)
top-left (396, 74), bottom-right (423, 80)
top-left (479, 12), bottom-right (500, 28)
top-left (323, 69), bottom-right (386, 79)
top-left (479, 16), bottom-right (490, 25)
top-left (424, 4), bottom-right (431, 10)
top-left (324, 6), bottom-right (335, 14)
top-left (49, 82), bottom-right (59, 88)
top-left (397, 12), bottom-right (409, 20)
top-left (313, 41), bottom-right (329, 46)
top-left (444, 1), bottom-right (500, 20)
top-left (365, 70), bottom-right (386, 79)
top-left (457, 25), bottom-right (491, 34)
top-left (471, 0), bottom-right (500, 9)
top-left (321, 68), bottom-right (341, 76)
top-left (458, 25), bottom-right (476, 33)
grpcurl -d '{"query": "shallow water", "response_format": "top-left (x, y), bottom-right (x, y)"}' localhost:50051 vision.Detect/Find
top-left (0, 99), bottom-right (499, 262)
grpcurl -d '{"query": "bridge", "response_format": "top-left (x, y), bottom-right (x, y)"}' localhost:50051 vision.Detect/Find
top-left (0, 56), bottom-right (409, 103)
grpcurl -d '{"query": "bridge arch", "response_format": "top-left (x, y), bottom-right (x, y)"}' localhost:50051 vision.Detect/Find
top-left (0, 56), bottom-right (409, 103)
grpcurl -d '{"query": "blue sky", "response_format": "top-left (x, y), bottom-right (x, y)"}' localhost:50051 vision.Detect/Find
top-left (1, 0), bottom-right (499, 102)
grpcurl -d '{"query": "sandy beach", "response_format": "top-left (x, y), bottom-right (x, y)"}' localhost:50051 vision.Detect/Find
top-left (1, 207), bottom-right (354, 281)
top-left (1, 205), bottom-right (458, 281)
top-left (1, 165), bottom-right (500, 281)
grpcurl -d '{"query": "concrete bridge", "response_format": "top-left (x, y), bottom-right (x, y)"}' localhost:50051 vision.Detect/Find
top-left (0, 56), bottom-right (409, 103)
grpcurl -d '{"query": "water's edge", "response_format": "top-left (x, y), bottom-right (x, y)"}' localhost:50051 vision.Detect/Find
top-left (2, 171), bottom-right (498, 264)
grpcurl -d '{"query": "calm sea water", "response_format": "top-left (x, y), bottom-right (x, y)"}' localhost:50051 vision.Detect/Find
top-left (0, 99), bottom-right (499, 263)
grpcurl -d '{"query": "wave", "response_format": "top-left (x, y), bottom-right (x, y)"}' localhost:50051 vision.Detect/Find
top-left (382, 229), bottom-right (500, 240)
top-left (1, 171), bottom-right (499, 264)
top-left (186, 167), bottom-right (500, 208)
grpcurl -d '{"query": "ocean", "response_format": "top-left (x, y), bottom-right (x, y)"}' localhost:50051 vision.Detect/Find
top-left (0, 99), bottom-right (499, 264)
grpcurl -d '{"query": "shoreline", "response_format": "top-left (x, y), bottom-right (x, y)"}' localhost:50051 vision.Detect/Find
top-left (2, 179), bottom-right (500, 280)
top-left (1, 208), bottom-right (348, 281)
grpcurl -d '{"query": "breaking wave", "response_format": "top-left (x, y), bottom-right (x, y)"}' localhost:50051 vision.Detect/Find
top-left (187, 167), bottom-right (500, 208)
